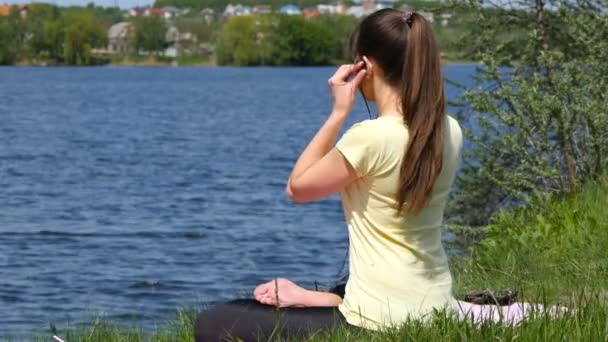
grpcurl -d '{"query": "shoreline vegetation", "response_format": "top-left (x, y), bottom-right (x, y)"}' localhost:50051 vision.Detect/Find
top-left (0, 2), bottom-right (498, 67)
top-left (11, 175), bottom-right (606, 341)
top-left (7, 55), bottom-right (475, 67)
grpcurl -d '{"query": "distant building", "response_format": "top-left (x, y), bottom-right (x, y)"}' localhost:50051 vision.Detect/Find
top-left (253, 5), bottom-right (272, 14)
top-left (165, 26), bottom-right (208, 57)
top-left (162, 6), bottom-right (190, 18)
top-left (346, 5), bottom-right (374, 18)
top-left (361, 1), bottom-right (376, 11)
top-left (302, 7), bottom-right (320, 19)
top-left (200, 8), bottom-right (215, 22)
top-left (317, 4), bottom-right (346, 15)
top-left (107, 22), bottom-right (133, 54)
top-left (279, 4), bottom-right (301, 15)
top-left (128, 6), bottom-right (148, 17)
top-left (128, 6), bottom-right (170, 19)
top-left (223, 4), bottom-right (252, 18)
top-left (0, 4), bottom-right (28, 19)
top-left (146, 8), bottom-right (168, 19)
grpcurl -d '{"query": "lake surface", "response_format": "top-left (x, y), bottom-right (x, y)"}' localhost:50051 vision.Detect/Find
top-left (0, 65), bottom-right (476, 336)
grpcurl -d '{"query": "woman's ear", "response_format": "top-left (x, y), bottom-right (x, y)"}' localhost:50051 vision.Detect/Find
top-left (362, 56), bottom-right (373, 78)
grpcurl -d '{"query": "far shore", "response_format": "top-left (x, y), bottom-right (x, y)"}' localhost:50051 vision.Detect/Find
top-left (7, 56), bottom-right (478, 68)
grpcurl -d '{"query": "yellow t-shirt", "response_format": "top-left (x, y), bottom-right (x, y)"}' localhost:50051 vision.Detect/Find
top-left (335, 115), bottom-right (463, 330)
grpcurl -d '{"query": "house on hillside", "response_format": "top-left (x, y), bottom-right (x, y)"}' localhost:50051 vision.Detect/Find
top-left (223, 4), bottom-right (252, 18)
top-left (200, 8), bottom-right (215, 22)
top-left (253, 5), bottom-right (272, 14)
top-left (0, 4), bottom-right (28, 19)
top-left (128, 6), bottom-right (148, 17)
top-left (147, 8), bottom-right (169, 19)
top-left (107, 22), bottom-right (133, 54)
top-left (363, 0), bottom-right (376, 10)
top-left (279, 4), bottom-right (301, 15)
top-left (317, 4), bottom-right (346, 15)
top-left (302, 7), bottom-right (320, 19)
top-left (128, 6), bottom-right (170, 19)
top-left (346, 5), bottom-right (374, 18)
top-left (162, 6), bottom-right (190, 18)
top-left (165, 26), bottom-right (213, 57)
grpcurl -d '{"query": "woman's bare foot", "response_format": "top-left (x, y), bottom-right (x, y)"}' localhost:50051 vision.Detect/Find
top-left (253, 278), bottom-right (309, 308)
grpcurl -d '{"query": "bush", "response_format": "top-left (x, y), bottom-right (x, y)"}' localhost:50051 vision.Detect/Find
top-left (449, 0), bottom-right (608, 226)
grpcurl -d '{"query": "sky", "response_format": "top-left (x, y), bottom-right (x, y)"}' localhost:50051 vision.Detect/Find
top-left (5, 0), bottom-right (153, 8)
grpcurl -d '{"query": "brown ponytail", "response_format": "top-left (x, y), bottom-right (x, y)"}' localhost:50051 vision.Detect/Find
top-left (350, 10), bottom-right (445, 215)
top-left (397, 13), bottom-right (445, 214)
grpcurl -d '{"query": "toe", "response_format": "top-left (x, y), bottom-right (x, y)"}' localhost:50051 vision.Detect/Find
top-left (253, 281), bottom-right (271, 297)
top-left (261, 295), bottom-right (275, 306)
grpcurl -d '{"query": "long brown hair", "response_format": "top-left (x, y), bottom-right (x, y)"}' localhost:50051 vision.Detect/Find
top-left (350, 9), bottom-right (446, 215)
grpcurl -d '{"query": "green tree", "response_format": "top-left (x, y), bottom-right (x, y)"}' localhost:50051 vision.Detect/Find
top-left (6, 6), bottom-right (27, 61)
top-left (26, 3), bottom-right (63, 60)
top-left (83, 2), bottom-right (125, 28)
top-left (216, 15), bottom-right (272, 66)
top-left (42, 19), bottom-right (65, 60)
top-left (315, 15), bottom-right (358, 63)
top-left (63, 10), bottom-right (107, 65)
top-left (270, 14), bottom-right (335, 66)
top-left (448, 0), bottom-right (608, 226)
top-left (0, 15), bottom-right (18, 64)
top-left (131, 16), bottom-right (168, 55)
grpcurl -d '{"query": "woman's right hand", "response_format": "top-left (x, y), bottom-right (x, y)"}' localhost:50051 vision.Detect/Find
top-left (328, 61), bottom-right (367, 119)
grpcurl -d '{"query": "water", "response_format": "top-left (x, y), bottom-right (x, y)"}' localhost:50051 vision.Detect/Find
top-left (0, 65), bottom-right (477, 336)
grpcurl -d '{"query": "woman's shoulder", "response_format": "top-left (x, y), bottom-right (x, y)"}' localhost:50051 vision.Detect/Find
top-left (445, 115), bottom-right (463, 144)
top-left (346, 117), bottom-right (407, 143)
top-left (351, 115), bottom-right (460, 136)
top-left (446, 115), bottom-right (461, 129)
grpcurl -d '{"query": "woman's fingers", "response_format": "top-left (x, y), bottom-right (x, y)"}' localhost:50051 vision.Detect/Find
top-left (350, 69), bottom-right (367, 93)
top-left (329, 62), bottom-right (364, 85)
top-left (333, 64), bottom-right (353, 82)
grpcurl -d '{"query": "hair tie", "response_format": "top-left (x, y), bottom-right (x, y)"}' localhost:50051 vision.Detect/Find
top-left (404, 11), bottom-right (415, 27)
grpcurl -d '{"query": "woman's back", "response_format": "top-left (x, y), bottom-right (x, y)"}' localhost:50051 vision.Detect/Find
top-left (336, 114), bottom-right (463, 330)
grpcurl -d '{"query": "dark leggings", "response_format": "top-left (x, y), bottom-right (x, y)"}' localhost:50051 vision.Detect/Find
top-left (195, 299), bottom-right (348, 341)
top-left (194, 283), bottom-right (351, 341)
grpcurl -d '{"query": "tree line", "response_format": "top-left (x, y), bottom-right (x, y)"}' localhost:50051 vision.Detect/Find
top-left (0, 3), bottom-right (130, 65)
top-left (216, 14), bottom-right (357, 66)
top-left (1, 1), bottom-right (490, 66)
top-left (0, 3), bottom-right (359, 66)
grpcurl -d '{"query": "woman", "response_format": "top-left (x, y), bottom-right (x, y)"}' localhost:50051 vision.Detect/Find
top-left (195, 8), bottom-right (463, 341)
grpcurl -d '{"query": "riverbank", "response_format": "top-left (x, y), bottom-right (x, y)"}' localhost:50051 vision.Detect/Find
top-left (10, 55), bottom-right (472, 68)
top-left (18, 176), bottom-right (608, 341)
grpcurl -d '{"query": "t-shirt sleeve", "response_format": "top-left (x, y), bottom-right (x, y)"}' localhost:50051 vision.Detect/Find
top-left (335, 121), bottom-right (382, 177)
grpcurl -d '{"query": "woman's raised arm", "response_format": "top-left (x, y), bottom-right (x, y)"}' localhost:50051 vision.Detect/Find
top-left (286, 63), bottom-right (366, 203)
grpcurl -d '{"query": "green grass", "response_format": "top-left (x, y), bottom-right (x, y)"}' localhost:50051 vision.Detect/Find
top-left (17, 176), bottom-right (608, 341)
